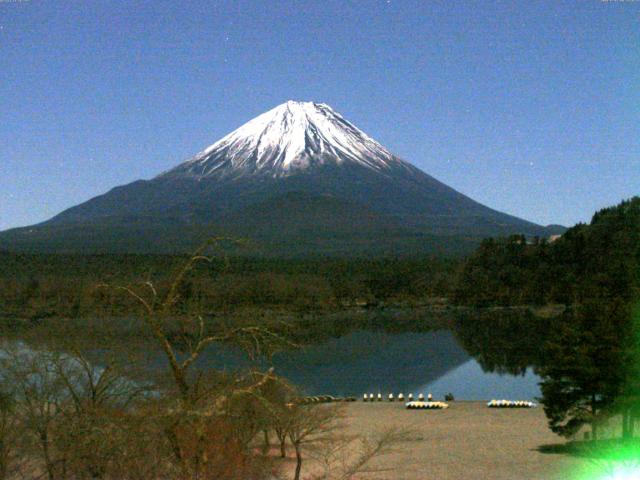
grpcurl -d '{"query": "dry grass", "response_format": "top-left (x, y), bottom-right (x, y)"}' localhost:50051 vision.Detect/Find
top-left (322, 401), bottom-right (590, 480)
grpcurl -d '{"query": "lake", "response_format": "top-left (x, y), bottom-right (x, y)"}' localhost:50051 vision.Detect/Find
top-left (4, 309), bottom-right (549, 401)
top-left (196, 328), bottom-right (542, 400)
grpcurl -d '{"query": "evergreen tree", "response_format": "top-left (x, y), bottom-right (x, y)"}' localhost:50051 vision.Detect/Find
top-left (538, 300), bottom-right (626, 439)
top-left (537, 197), bottom-right (640, 439)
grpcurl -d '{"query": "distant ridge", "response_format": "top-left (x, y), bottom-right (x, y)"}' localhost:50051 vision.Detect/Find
top-left (0, 101), bottom-right (563, 256)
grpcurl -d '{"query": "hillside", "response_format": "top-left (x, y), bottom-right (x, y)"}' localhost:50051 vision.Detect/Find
top-left (454, 196), bottom-right (640, 306)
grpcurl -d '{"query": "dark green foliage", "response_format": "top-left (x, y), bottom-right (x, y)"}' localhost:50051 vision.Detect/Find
top-left (539, 301), bottom-right (630, 438)
top-left (545, 198), bottom-right (640, 438)
top-left (454, 197), bottom-right (640, 307)
top-left (453, 235), bottom-right (554, 306)
top-left (455, 196), bottom-right (640, 439)
top-left (0, 253), bottom-right (460, 322)
top-left (453, 309), bottom-right (555, 376)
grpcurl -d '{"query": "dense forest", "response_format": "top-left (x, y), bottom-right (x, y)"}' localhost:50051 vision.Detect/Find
top-left (0, 252), bottom-right (459, 322)
top-left (455, 197), bottom-right (640, 441)
top-left (454, 197), bottom-right (640, 307)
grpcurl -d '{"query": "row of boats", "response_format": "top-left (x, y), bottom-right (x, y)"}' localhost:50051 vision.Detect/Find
top-left (406, 401), bottom-right (449, 409)
top-left (362, 393), bottom-right (435, 402)
top-left (361, 393), bottom-right (537, 409)
top-left (405, 399), bottom-right (537, 410)
top-left (486, 399), bottom-right (537, 408)
top-left (297, 395), bottom-right (537, 408)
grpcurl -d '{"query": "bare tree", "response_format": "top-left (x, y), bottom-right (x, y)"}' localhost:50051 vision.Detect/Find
top-left (108, 239), bottom-right (290, 403)
top-left (53, 351), bottom-right (149, 480)
top-left (107, 239), bottom-right (293, 479)
top-left (286, 404), bottom-right (344, 480)
top-left (0, 386), bottom-right (18, 480)
top-left (277, 399), bottom-right (414, 480)
top-left (308, 427), bottom-right (414, 480)
top-left (244, 375), bottom-right (297, 458)
top-left (0, 344), bottom-right (151, 480)
top-left (1, 348), bottom-right (69, 480)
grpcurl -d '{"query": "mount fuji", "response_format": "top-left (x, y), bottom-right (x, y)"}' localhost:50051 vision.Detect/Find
top-left (0, 101), bottom-right (562, 256)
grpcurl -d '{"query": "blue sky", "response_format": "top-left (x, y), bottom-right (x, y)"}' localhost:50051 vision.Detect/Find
top-left (1, 0), bottom-right (638, 231)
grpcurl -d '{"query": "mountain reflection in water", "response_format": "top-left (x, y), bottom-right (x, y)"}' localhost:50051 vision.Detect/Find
top-left (10, 309), bottom-right (552, 401)
top-left (196, 323), bottom-right (544, 400)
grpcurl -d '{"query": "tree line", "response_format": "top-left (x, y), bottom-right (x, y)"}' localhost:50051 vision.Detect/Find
top-left (455, 197), bottom-right (640, 442)
top-left (0, 252), bottom-right (458, 321)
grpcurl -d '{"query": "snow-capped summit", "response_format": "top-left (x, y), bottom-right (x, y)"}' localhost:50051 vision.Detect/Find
top-left (161, 101), bottom-right (408, 179)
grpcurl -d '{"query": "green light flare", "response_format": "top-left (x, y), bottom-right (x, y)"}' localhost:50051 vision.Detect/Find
top-left (565, 440), bottom-right (640, 480)
top-left (606, 465), bottom-right (640, 480)
top-left (581, 455), bottom-right (639, 479)
top-left (562, 305), bottom-right (640, 480)
top-left (599, 465), bottom-right (640, 480)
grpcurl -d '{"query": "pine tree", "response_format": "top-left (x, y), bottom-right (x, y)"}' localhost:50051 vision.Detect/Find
top-left (538, 301), bottom-right (625, 439)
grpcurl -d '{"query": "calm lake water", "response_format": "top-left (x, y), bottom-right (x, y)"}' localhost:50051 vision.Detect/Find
top-left (5, 311), bottom-right (546, 401)
top-left (197, 329), bottom-right (542, 401)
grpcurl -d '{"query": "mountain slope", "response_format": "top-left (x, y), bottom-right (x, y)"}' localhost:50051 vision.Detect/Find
top-left (0, 101), bottom-right (561, 256)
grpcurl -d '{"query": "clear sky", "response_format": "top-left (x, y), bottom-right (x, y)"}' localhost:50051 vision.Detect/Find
top-left (1, 0), bottom-right (638, 231)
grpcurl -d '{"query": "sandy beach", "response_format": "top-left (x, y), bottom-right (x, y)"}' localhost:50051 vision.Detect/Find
top-left (330, 401), bottom-right (589, 480)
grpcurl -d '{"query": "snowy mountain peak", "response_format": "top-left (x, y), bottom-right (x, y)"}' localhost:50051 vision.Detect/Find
top-left (161, 101), bottom-right (409, 179)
